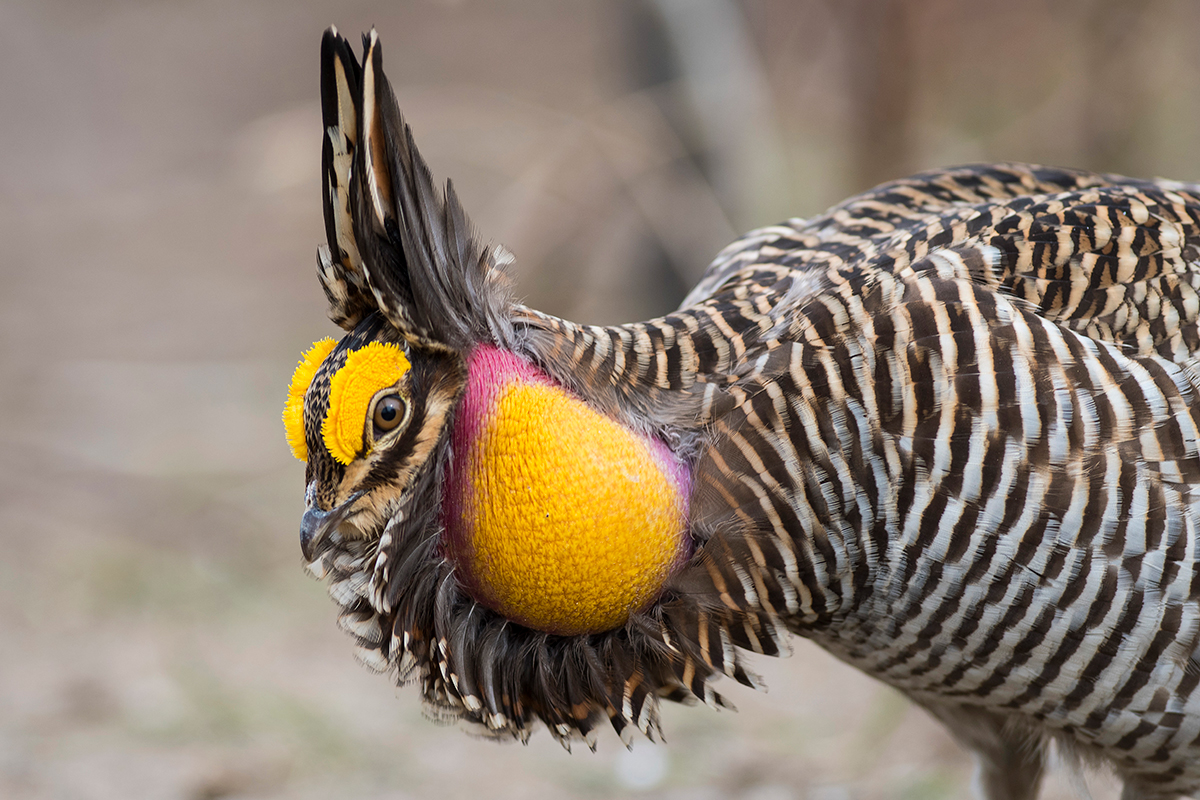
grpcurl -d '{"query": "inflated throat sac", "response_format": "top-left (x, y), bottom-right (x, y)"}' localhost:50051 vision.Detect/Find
top-left (441, 345), bottom-right (692, 635)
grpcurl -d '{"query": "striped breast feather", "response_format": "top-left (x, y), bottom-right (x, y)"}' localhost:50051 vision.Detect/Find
top-left (680, 267), bottom-right (1200, 783)
top-left (682, 263), bottom-right (1200, 644)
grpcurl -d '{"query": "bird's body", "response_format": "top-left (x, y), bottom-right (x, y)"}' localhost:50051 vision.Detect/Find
top-left (288, 28), bottom-right (1200, 799)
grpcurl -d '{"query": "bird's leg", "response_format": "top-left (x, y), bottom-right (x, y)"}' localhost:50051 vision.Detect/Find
top-left (919, 701), bottom-right (1046, 800)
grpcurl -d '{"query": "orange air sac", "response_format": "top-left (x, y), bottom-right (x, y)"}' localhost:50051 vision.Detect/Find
top-left (441, 345), bottom-right (691, 635)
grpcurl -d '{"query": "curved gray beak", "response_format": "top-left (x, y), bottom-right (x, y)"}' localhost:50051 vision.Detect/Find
top-left (300, 483), bottom-right (364, 561)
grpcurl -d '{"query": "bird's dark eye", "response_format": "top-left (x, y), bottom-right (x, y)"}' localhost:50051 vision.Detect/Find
top-left (373, 395), bottom-right (405, 433)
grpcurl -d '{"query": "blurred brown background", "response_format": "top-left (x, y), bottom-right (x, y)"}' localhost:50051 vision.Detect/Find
top-left (4, 1), bottom-right (1200, 798)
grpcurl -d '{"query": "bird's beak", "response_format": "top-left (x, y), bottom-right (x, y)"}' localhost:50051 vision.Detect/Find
top-left (300, 483), bottom-right (364, 561)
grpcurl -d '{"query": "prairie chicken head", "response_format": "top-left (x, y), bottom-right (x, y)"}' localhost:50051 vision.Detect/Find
top-left (284, 27), bottom-right (768, 747)
top-left (288, 26), bottom-right (1200, 799)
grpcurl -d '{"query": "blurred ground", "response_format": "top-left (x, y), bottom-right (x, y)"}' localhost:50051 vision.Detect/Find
top-left (5, 1), bottom-right (1200, 798)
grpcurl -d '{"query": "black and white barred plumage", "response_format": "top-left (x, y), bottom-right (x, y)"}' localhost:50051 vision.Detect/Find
top-left (294, 27), bottom-right (1200, 799)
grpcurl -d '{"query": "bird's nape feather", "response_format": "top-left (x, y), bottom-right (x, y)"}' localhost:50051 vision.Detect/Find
top-left (340, 29), bottom-right (515, 354)
top-left (318, 27), bottom-right (372, 331)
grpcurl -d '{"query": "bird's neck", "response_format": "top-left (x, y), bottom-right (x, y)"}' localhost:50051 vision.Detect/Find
top-left (440, 344), bottom-right (692, 634)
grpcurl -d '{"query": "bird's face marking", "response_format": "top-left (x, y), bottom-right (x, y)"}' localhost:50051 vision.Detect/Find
top-left (285, 313), bottom-right (466, 558)
top-left (320, 340), bottom-right (412, 465)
